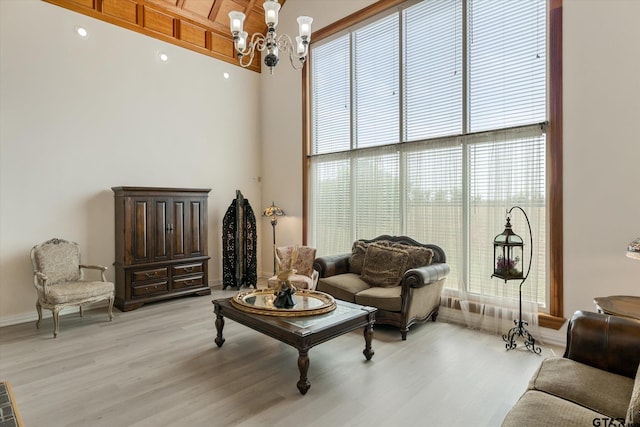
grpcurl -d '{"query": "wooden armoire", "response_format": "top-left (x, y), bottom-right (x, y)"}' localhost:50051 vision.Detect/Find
top-left (112, 187), bottom-right (211, 311)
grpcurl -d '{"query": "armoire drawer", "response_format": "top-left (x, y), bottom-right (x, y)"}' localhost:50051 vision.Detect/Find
top-left (132, 281), bottom-right (168, 297)
top-left (173, 274), bottom-right (205, 290)
top-left (172, 262), bottom-right (204, 276)
top-left (131, 267), bottom-right (168, 282)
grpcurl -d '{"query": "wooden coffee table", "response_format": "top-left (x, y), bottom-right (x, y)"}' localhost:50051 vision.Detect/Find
top-left (212, 296), bottom-right (376, 395)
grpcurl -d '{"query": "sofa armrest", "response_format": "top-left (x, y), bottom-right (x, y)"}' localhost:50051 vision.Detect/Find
top-left (402, 263), bottom-right (450, 288)
top-left (313, 254), bottom-right (351, 278)
top-left (563, 310), bottom-right (640, 378)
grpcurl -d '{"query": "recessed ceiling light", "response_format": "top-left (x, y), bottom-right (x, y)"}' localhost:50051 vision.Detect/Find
top-left (223, 72), bottom-right (230, 79)
top-left (158, 52), bottom-right (169, 63)
top-left (75, 26), bottom-right (88, 39)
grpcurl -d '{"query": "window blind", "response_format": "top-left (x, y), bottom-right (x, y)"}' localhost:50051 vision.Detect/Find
top-left (403, 0), bottom-right (462, 140)
top-left (312, 35), bottom-right (350, 154)
top-left (467, 0), bottom-right (547, 132)
top-left (353, 13), bottom-right (400, 148)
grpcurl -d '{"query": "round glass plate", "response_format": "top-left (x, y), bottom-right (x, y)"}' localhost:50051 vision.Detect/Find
top-left (230, 289), bottom-right (336, 317)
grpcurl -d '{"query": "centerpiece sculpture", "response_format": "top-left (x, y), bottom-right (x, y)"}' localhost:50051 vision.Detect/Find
top-left (272, 268), bottom-right (297, 309)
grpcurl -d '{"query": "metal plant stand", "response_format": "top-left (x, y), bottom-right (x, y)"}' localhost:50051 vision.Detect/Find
top-left (502, 280), bottom-right (541, 354)
top-left (493, 206), bottom-right (541, 355)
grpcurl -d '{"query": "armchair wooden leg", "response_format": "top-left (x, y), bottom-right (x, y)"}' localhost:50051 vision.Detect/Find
top-left (52, 309), bottom-right (60, 338)
top-left (107, 296), bottom-right (114, 321)
top-left (35, 301), bottom-right (42, 329)
top-left (79, 306), bottom-right (83, 317)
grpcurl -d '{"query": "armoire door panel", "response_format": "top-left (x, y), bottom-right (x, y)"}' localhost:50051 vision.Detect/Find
top-left (154, 200), bottom-right (169, 260)
top-left (189, 200), bottom-right (204, 256)
top-left (173, 201), bottom-right (186, 258)
top-left (133, 200), bottom-right (150, 263)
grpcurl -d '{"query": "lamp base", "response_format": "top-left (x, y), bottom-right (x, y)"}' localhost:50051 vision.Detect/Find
top-left (503, 319), bottom-right (541, 354)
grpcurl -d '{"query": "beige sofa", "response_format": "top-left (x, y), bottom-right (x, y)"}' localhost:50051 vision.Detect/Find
top-left (313, 235), bottom-right (449, 340)
top-left (502, 310), bottom-right (640, 427)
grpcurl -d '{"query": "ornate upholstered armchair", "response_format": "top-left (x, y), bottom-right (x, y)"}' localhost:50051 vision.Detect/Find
top-left (267, 245), bottom-right (319, 290)
top-left (30, 238), bottom-right (115, 337)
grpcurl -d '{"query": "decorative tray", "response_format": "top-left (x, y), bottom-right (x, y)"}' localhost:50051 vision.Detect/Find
top-left (230, 289), bottom-right (336, 317)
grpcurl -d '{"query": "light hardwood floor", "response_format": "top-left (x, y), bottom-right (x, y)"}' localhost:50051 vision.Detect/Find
top-left (0, 287), bottom-right (563, 427)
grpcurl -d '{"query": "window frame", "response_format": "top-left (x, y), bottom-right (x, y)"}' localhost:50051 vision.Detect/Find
top-left (301, 0), bottom-right (564, 329)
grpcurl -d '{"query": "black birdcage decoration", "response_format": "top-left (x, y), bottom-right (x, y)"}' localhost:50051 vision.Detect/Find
top-left (492, 216), bottom-right (524, 282)
top-left (491, 206), bottom-right (540, 354)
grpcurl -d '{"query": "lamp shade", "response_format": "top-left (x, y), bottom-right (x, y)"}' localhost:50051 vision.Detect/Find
top-left (262, 202), bottom-right (285, 218)
top-left (492, 217), bottom-right (524, 282)
top-left (228, 11), bottom-right (246, 34)
top-left (297, 16), bottom-right (313, 40)
top-left (263, 0), bottom-right (281, 27)
top-left (628, 237), bottom-right (640, 260)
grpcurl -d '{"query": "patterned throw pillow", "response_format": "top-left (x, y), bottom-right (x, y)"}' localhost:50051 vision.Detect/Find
top-left (276, 246), bottom-right (295, 270)
top-left (350, 241), bottom-right (368, 275)
top-left (361, 243), bottom-right (409, 288)
top-left (292, 246), bottom-right (316, 278)
top-left (276, 246), bottom-right (316, 278)
top-left (391, 243), bottom-right (434, 269)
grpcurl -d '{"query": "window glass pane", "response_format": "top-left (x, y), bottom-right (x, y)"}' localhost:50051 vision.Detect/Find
top-left (467, 127), bottom-right (546, 304)
top-left (354, 13), bottom-right (400, 148)
top-left (405, 140), bottom-right (463, 288)
top-left (468, 0), bottom-right (547, 132)
top-left (404, 0), bottom-right (463, 140)
top-left (312, 35), bottom-right (351, 154)
top-left (354, 148), bottom-right (401, 238)
top-left (309, 155), bottom-right (352, 255)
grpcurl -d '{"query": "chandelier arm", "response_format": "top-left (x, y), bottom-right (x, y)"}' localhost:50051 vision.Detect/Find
top-left (250, 33), bottom-right (267, 52)
top-left (275, 34), bottom-right (306, 70)
top-left (235, 33), bottom-right (268, 68)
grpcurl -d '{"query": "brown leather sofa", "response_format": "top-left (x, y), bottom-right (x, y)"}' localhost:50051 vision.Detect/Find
top-left (313, 235), bottom-right (449, 340)
top-left (502, 310), bottom-right (640, 427)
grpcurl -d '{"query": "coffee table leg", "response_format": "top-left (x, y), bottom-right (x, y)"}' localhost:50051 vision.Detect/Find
top-left (215, 313), bottom-right (226, 347)
top-left (297, 349), bottom-right (311, 395)
top-left (363, 322), bottom-right (374, 360)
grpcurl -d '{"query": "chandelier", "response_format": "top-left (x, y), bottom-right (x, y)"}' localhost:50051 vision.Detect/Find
top-left (228, 0), bottom-right (313, 74)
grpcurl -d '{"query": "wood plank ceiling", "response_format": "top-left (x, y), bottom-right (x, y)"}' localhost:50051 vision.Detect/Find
top-left (43, 0), bottom-right (287, 72)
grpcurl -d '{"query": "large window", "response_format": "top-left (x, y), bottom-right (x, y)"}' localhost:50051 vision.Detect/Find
top-left (308, 0), bottom-right (549, 307)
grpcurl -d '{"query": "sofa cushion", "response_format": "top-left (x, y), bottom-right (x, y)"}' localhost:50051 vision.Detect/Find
top-left (391, 243), bottom-right (434, 270)
top-left (316, 273), bottom-right (370, 303)
top-left (502, 390), bottom-right (605, 427)
top-left (361, 243), bottom-right (408, 288)
top-left (349, 241), bottom-right (368, 275)
top-left (529, 357), bottom-right (634, 420)
top-left (627, 363), bottom-right (640, 427)
top-left (43, 280), bottom-right (114, 304)
top-left (355, 286), bottom-right (402, 312)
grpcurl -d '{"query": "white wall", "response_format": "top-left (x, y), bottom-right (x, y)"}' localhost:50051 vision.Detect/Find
top-left (262, 0), bottom-right (640, 342)
top-left (562, 0), bottom-right (640, 315)
top-left (0, 0), bottom-right (263, 323)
